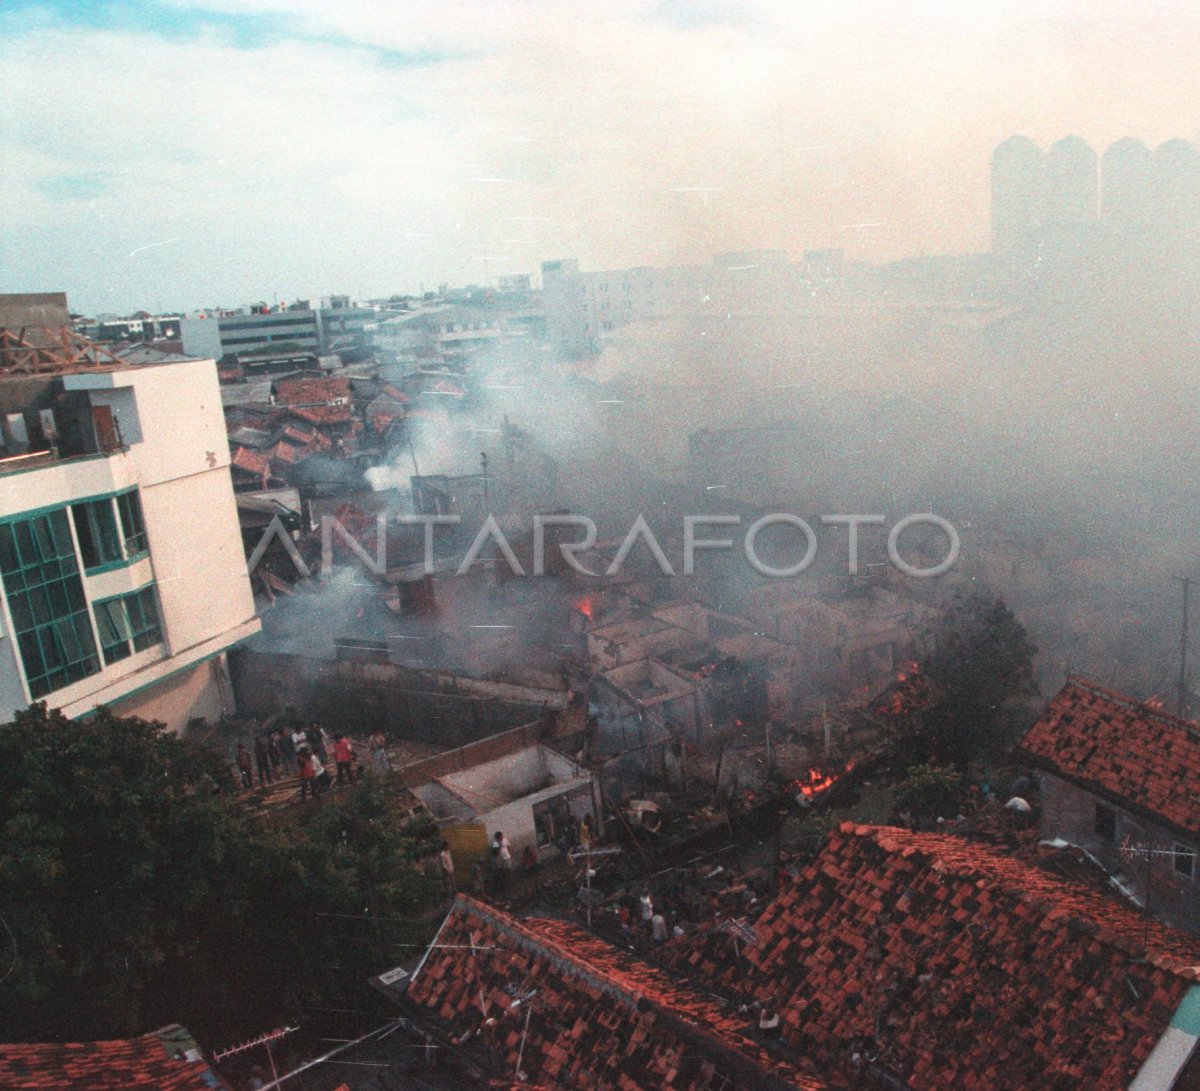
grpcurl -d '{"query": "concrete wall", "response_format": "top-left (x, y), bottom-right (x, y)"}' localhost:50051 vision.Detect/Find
top-left (180, 318), bottom-right (222, 360)
top-left (109, 655), bottom-right (232, 732)
top-left (440, 744), bottom-right (549, 804)
top-left (230, 648), bottom-right (564, 746)
top-left (1039, 771), bottom-right (1200, 934)
top-left (481, 776), bottom-right (598, 862)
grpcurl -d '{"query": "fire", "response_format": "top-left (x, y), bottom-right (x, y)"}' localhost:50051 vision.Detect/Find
top-left (792, 759), bottom-right (855, 798)
top-left (873, 663), bottom-right (936, 718)
top-left (574, 596), bottom-right (595, 620)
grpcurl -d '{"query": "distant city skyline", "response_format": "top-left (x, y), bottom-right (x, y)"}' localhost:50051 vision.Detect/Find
top-left (3, 0), bottom-right (1200, 314)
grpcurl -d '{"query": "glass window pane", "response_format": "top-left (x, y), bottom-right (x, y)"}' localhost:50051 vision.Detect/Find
top-left (48, 509), bottom-right (72, 557)
top-left (29, 587), bottom-right (52, 626)
top-left (38, 627), bottom-right (64, 670)
top-left (72, 504), bottom-right (98, 569)
top-left (103, 640), bottom-right (132, 666)
top-left (47, 581), bottom-right (68, 617)
top-left (18, 630), bottom-right (43, 677)
top-left (117, 492), bottom-right (147, 554)
top-left (108, 600), bottom-right (132, 641)
top-left (32, 517), bottom-right (54, 563)
top-left (8, 591), bottom-right (32, 631)
top-left (0, 525), bottom-right (17, 575)
top-left (13, 521), bottom-right (35, 566)
top-left (94, 502), bottom-right (121, 564)
top-left (56, 617), bottom-right (82, 662)
top-left (1, 510), bottom-right (99, 697)
top-left (65, 576), bottom-right (85, 611)
top-left (95, 602), bottom-right (120, 645)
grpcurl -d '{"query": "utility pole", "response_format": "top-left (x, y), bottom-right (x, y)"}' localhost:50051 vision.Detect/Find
top-left (480, 451), bottom-right (490, 509)
top-left (569, 843), bottom-right (622, 927)
top-left (1173, 575), bottom-right (1191, 718)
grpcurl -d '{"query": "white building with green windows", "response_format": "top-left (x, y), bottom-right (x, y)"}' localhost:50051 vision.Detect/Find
top-left (0, 354), bottom-right (260, 732)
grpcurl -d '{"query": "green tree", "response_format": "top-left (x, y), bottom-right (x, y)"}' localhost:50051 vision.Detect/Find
top-left (893, 763), bottom-right (964, 822)
top-left (0, 704), bottom-right (438, 1044)
top-left (920, 592), bottom-right (1038, 768)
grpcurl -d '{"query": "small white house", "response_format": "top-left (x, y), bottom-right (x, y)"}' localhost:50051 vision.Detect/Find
top-left (411, 744), bottom-right (602, 863)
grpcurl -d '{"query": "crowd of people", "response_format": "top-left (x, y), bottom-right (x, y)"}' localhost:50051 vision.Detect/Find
top-left (232, 723), bottom-right (394, 802)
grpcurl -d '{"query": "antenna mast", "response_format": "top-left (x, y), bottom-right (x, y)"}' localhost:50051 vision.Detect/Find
top-left (1173, 575), bottom-right (1191, 717)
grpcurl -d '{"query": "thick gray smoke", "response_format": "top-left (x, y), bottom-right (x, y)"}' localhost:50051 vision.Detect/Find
top-left (335, 216), bottom-right (1200, 701)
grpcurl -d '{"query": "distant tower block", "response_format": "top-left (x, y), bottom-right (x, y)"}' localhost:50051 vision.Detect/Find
top-left (1152, 139), bottom-right (1200, 240)
top-left (1044, 136), bottom-right (1098, 225)
top-left (991, 136), bottom-right (1044, 256)
top-left (1101, 138), bottom-right (1154, 235)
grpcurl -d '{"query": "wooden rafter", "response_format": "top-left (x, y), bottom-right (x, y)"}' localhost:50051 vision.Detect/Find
top-left (0, 325), bottom-right (126, 375)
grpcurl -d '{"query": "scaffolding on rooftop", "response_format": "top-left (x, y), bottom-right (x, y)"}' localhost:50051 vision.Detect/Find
top-left (0, 325), bottom-right (125, 375)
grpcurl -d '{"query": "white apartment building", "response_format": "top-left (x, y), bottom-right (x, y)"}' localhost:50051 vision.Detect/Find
top-left (0, 355), bottom-right (260, 731)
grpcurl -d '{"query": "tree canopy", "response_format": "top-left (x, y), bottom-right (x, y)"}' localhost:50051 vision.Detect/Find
top-left (0, 704), bottom-right (439, 1045)
top-left (920, 592), bottom-right (1038, 768)
top-left (893, 762), bottom-right (965, 822)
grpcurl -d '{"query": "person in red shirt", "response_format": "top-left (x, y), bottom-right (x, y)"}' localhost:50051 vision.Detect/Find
top-left (333, 734), bottom-right (354, 786)
top-left (297, 749), bottom-right (315, 802)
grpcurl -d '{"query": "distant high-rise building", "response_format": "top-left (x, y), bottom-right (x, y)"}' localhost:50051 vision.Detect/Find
top-left (1044, 136), bottom-right (1098, 225)
top-left (1101, 137), bottom-right (1154, 235)
top-left (1151, 138), bottom-right (1200, 239)
top-left (991, 136), bottom-right (1044, 256)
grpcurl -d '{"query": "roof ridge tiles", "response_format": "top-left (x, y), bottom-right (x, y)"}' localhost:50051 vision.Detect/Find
top-left (409, 896), bottom-right (828, 1091)
top-left (835, 823), bottom-right (1200, 979)
top-left (1015, 680), bottom-right (1200, 837)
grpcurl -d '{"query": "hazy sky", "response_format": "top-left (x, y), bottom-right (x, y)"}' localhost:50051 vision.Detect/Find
top-left (2, 0), bottom-right (1199, 314)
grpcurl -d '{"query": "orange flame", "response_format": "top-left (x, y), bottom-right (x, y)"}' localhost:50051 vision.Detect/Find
top-left (574, 596), bottom-right (595, 620)
top-left (875, 663), bottom-right (933, 718)
top-left (792, 759), bottom-right (855, 797)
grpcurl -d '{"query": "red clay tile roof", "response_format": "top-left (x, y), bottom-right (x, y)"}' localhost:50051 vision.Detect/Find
top-left (268, 440), bottom-right (308, 466)
top-left (663, 823), bottom-right (1200, 1091)
top-left (272, 376), bottom-right (351, 405)
top-left (0, 1024), bottom-right (230, 1090)
top-left (279, 423), bottom-right (317, 445)
top-left (230, 446), bottom-right (270, 477)
top-left (406, 896), bottom-right (827, 1091)
top-left (288, 404), bottom-right (352, 426)
top-left (1016, 677), bottom-right (1200, 838)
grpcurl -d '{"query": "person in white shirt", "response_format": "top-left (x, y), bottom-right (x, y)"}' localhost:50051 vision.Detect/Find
top-left (309, 752), bottom-right (328, 796)
top-left (493, 831), bottom-right (512, 891)
top-left (438, 841), bottom-right (455, 898)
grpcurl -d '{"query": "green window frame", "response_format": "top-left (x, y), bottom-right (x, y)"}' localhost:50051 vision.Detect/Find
top-left (115, 490), bottom-right (148, 556)
top-left (71, 490), bottom-right (149, 572)
top-left (94, 585), bottom-right (163, 665)
top-left (71, 498), bottom-right (122, 571)
top-left (0, 509), bottom-right (100, 697)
